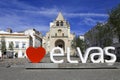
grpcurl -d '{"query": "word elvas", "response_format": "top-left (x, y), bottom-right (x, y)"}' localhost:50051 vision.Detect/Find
top-left (50, 47), bottom-right (116, 63)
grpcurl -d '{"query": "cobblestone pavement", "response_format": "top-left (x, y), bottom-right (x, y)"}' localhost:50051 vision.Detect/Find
top-left (0, 67), bottom-right (120, 80)
top-left (0, 57), bottom-right (120, 80)
top-left (0, 58), bottom-right (28, 67)
top-left (0, 56), bottom-right (83, 67)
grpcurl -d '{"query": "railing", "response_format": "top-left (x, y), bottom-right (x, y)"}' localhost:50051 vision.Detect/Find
top-left (51, 36), bottom-right (68, 38)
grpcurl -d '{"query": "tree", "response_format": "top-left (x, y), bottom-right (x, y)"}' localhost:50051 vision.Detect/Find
top-left (85, 22), bottom-right (113, 48)
top-left (1, 37), bottom-right (6, 60)
top-left (71, 37), bottom-right (76, 49)
top-left (95, 23), bottom-right (104, 47)
top-left (9, 42), bottom-right (14, 51)
top-left (108, 4), bottom-right (120, 42)
top-left (74, 35), bottom-right (86, 53)
top-left (8, 42), bottom-right (14, 58)
top-left (94, 23), bottom-right (113, 47)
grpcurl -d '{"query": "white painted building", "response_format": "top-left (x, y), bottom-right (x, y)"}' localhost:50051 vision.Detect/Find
top-left (0, 28), bottom-right (42, 58)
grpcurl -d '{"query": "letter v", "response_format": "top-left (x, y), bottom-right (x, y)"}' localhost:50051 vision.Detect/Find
top-left (77, 47), bottom-right (90, 63)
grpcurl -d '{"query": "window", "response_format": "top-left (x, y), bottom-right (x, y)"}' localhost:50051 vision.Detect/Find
top-left (56, 21), bottom-right (59, 26)
top-left (62, 33), bottom-right (64, 36)
top-left (15, 42), bottom-right (19, 48)
top-left (9, 41), bottom-right (14, 50)
top-left (60, 21), bottom-right (63, 26)
top-left (22, 43), bottom-right (26, 48)
top-left (22, 52), bottom-right (24, 56)
top-left (58, 29), bottom-right (62, 33)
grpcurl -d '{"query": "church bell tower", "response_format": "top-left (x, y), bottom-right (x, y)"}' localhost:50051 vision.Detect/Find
top-left (43, 12), bottom-right (75, 55)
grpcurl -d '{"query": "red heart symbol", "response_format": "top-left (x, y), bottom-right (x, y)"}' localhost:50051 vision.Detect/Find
top-left (26, 46), bottom-right (46, 63)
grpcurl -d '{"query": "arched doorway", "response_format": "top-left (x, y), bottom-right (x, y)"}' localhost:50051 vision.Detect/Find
top-left (55, 39), bottom-right (65, 50)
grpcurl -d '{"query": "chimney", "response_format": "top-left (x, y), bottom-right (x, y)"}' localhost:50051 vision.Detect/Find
top-left (7, 28), bottom-right (12, 33)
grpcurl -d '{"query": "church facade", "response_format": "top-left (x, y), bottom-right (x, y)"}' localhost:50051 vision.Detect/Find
top-left (43, 12), bottom-right (75, 55)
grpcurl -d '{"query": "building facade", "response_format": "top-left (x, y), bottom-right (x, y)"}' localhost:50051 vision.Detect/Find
top-left (43, 12), bottom-right (75, 55)
top-left (0, 28), bottom-right (42, 58)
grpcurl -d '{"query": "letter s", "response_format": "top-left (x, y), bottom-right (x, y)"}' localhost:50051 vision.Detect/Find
top-left (104, 47), bottom-right (116, 63)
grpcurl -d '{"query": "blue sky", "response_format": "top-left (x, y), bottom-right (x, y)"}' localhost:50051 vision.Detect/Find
top-left (0, 0), bottom-right (120, 35)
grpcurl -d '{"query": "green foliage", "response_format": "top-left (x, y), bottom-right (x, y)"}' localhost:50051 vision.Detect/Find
top-left (85, 23), bottom-right (113, 47)
top-left (1, 37), bottom-right (6, 55)
top-left (109, 4), bottom-right (120, 41)
top-left (71, 37), bottom-right (76, 48)
top-left (9, 42), bottom-right (14, 51)
top-left (73, 35), bottom-right (86, 53)
top-left (85, 4), bottom-right (120, 47)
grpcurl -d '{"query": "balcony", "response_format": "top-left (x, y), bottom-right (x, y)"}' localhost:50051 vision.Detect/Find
top-left (51, 36), bottom-right (68, 38)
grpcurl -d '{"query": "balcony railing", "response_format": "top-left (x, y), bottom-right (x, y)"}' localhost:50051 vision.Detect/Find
top-left (51, 36), bottom-right (68, 38)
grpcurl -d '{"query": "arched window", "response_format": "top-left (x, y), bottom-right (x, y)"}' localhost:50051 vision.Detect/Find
top-left (60, 21), bottom-right (63, 26)
top-left (56, 21), bottom-right (59, 26)
top-left (58, 29), bottom-right (62, 33)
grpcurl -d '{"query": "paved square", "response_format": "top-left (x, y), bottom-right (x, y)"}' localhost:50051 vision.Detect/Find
top-left (0, 67), bottom-right (120, 80)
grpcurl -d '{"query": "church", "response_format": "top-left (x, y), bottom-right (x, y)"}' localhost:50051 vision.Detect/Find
top-left (43, 12), bottom-right (75, 55)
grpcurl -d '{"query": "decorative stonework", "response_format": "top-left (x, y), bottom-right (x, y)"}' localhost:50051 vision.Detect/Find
top-left (43, 12), bottom-right (75, 55)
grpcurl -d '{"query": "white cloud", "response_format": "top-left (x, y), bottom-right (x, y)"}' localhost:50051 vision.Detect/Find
top-left (0, 0), bottom-right (108, 35)
top-left (0, 0), bottom-right (37, 10)
top-left (0, 0), bottom-right (108, 18)
top-left (0, 13), bottom-right (49, 33)
top-left (71, 30), bottom-right (85, 35)
top-left (83, 17), bottom-right (97, 26)
top-left (14, 9), bottom-right (108, 18)
top-left (78, 17), bottom-right (105, 26)
top-left (64, 13), bottom-right (108, 17)
top-left (14, 8), bottom-right (58, 17)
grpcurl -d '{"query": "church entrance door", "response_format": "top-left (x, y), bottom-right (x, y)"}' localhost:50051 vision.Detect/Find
top-left (55, 39), bottom-right (65, 51)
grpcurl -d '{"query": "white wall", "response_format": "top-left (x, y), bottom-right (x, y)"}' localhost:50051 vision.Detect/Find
top-left (0, 36), bottom-right (29, 58)
top-left (0, 28), bottom-right (42, 58)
